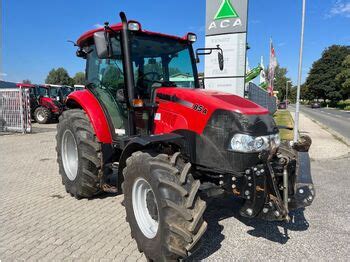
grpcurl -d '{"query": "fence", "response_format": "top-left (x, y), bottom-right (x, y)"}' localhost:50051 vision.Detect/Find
top-left (0, 88), bottom-right (31, 133)
top-left (247, 82), bottom-right (277, 114)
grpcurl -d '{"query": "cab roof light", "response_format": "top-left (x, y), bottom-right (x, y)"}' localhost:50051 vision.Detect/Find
top-left (128, 21), bottom-right (141, 31)
top-left (187, 33), bottom-right (197, 42)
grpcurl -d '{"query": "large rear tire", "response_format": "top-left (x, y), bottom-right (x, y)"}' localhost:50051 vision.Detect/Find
top-left (56, 109), bottom-right (101, 199)
top-left (34, 106), bottom-right (51, 124)
top-left (123, 152), bottom-right (207, 261)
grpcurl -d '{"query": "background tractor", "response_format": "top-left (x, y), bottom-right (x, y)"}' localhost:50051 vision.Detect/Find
top-left (56, 12), bottom-right (315, 261)
top-left (18, 84), bottom-right (64, 124)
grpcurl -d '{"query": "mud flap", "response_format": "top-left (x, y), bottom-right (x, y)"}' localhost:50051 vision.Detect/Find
top-left (288, 151), bottom-right (315, 210)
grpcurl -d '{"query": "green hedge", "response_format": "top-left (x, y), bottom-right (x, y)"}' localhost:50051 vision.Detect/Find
top-left (344, 105), bottom-right (350, 111)
top-left (337, 100), bottom-right (350, 109)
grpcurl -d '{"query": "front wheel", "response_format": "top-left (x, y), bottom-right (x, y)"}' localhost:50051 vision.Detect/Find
top-left (122, 152), bottom-right (207, 261)
top-left (34, 107), bottom-right (51, 124)
top-left (56, 109), bottom-right (102, 199)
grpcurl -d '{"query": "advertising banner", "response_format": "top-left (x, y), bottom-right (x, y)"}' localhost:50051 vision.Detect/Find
top-left (205, 0), bottom-right (248, 97)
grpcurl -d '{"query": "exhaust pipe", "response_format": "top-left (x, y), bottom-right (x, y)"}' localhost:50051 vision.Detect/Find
top-left (119, 12), bottom-right (136, 135)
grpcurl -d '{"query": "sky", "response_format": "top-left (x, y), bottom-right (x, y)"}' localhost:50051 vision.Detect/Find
top-left (1, 0), bottom-right (350, 85)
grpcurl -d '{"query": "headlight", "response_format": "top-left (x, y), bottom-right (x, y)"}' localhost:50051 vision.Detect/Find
top-left (229, 133), bottom-right (280, 153)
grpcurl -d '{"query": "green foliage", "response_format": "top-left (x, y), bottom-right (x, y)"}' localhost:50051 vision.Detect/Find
top-left (344, 105), bottom-right (350, 111)
top-left (271, 65), bottom-right (292, 102)
top-left (305, 45), bottom-right (350, 102)
top-left (336, 99), bottom-right (350, 109)
top-left (336, 55), bottom-right (350, 98)
top-left (101, 65), bottom-right (124, 91)
top-left (73, 72), bottom-right (85, 85)
top-left (273, 110), bottom-right (294, 141)
top-left (45, 67), bottom-right (73, 86)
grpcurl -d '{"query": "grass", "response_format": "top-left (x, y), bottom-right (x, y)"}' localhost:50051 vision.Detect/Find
top-left (273, 110), bottom-right (294, 141)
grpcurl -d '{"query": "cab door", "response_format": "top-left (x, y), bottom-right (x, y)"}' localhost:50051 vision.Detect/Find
top-left (85, 37), bottom-right (127, 138)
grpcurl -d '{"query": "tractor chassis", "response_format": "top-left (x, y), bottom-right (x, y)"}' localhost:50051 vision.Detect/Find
top-left (100, 134), bottom-right (315, 222)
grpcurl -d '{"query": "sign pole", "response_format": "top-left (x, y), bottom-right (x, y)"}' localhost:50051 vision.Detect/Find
top-left (293, 0), bottom-right (306, 143)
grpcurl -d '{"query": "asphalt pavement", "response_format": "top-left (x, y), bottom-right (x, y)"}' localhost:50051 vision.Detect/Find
top-left (289, 105), bottom-right (350, 142)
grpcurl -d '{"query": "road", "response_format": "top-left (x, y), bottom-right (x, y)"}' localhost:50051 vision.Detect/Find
top-left (290, 105), bottom-right (350, 141)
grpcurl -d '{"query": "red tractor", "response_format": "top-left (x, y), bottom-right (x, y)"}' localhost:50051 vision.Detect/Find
top-left (57, 13), bottom-right (315, 261)
top-left (18, 83), bottom-right (64, 124)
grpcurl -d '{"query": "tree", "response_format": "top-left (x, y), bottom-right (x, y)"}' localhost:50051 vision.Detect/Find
top-left (45, 68), bottom-right (73, 86)
top-left (73, 72), bottom-right (85, 85)
top-left (336, 55), bottom-right (350, 99)
top-left (268, 65), bottom-right (292, 102)
top-left (22, 79), bottom-right (31, 84)
top-left (305, 45), bottom-right (350, 102)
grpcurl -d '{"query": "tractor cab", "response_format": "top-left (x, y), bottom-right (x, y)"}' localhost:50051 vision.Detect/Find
top-left (75, 17), bottom-right (222, 140)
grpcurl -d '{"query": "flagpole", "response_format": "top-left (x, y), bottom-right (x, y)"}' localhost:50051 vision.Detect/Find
top-left (293, 0), bottom-right (306, 143)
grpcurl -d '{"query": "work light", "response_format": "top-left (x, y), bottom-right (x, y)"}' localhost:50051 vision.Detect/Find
top-left (128, 22), bottom-right (140, 31)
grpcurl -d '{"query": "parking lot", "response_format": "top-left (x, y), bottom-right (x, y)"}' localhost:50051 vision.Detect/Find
top-left (1, 118), bottom-right (350, 261)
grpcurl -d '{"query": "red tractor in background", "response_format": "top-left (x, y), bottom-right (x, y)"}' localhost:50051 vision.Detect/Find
top-left (17, 83), bottom-right (64, 124)
top-left (56, 13), bottom-right (315, 261)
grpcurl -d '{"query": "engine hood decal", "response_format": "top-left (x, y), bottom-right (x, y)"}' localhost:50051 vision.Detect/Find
top-left (156, 87), bottom-right (269, 115)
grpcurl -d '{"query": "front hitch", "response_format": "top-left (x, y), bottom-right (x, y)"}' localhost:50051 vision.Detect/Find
top-left (232, 135), bottom-right (315, 222)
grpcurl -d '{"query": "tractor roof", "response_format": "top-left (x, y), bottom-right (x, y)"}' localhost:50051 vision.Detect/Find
top-left (16, 83), bottom-right (35, 88)
top-left (77, 22), bottom-right (187, 47)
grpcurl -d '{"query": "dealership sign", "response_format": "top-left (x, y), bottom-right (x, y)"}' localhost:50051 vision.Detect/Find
top-left (205, 0), bottom-right (248, 97)
top-left (206, 0), bottom-right (248, 35)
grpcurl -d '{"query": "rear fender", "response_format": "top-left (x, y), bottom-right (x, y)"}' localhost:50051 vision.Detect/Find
top-left (66, 90), bottom-right (112, 143)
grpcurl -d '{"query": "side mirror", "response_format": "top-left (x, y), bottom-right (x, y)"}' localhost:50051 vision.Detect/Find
top-left (94, 31), bottom-right (113, 59)
top-left (218, 51), bottom-right (224, 71)
top-left (195, 45), bottom-right (224, 71)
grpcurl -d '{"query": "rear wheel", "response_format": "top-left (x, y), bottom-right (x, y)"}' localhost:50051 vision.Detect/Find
top-left (34, 107), bottom-right (51, 124)
top-left (56, 109), bottom-right (101, 198)
top-left (123, 152), bottom-right (207, 261)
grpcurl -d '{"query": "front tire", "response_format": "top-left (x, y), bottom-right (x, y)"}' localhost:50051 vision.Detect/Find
top-left (56, 109), bottom-right (101, 199)
top-left (123, 152), bottom-right (207, 261)
top-left (34, 107), bottom-right (51, 124)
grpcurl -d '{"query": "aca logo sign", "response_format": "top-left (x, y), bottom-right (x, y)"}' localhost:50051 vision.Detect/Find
top-left (208, 0), bottom-right (243, 31)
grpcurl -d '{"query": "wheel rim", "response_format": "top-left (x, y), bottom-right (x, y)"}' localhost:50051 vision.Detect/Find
top-left (37, 111), bottom-right (45, 122)
top-left (132, 178), bottom-right (159, 239)
top-left (61, 129), bottom-right (78, 181)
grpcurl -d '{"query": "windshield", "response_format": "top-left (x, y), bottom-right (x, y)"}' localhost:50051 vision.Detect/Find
top-left (38, 86), bottom-right (49, 97)
top-left (129, 33), bottom-right (198, 97)
top-left (61, 86), bottom-right (73, 96)
top-left (49, 87), bottom-right (59, 97)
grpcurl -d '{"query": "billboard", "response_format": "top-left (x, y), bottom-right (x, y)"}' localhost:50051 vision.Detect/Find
top-left (205, 0), bottom-right (248, 97)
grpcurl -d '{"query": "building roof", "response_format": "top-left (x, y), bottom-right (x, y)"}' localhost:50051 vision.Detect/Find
top-left (0, 81), bottom-right (17, 88)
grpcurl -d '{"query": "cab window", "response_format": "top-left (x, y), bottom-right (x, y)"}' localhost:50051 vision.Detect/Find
top-left (86, 35), bottom-right (126, 132)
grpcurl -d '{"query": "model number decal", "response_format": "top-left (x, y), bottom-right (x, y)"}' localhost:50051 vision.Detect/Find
top-left (192, 104), bottom-right (208, 114)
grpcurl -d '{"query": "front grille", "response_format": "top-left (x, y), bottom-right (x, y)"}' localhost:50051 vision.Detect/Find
top-left (195, 110), bottom-right (277, 173)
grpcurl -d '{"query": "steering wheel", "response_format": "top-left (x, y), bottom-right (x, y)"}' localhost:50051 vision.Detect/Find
top-left (139, 72), bottom-right (162, 83)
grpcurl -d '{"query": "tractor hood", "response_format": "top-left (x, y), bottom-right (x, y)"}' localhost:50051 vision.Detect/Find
top-left (155, 87), bottom-right (269, 115)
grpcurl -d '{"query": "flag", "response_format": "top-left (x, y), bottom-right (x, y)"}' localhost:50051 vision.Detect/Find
top-left (268, 39), bottom-right (277, 95)
top-left (259, 56), bottom-right (266, 86)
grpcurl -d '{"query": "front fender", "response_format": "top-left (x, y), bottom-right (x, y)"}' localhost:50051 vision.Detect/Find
top-left (117, 133), bottom-right (184, 191)
top-left (66, 89), bottom-right (112, 143)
